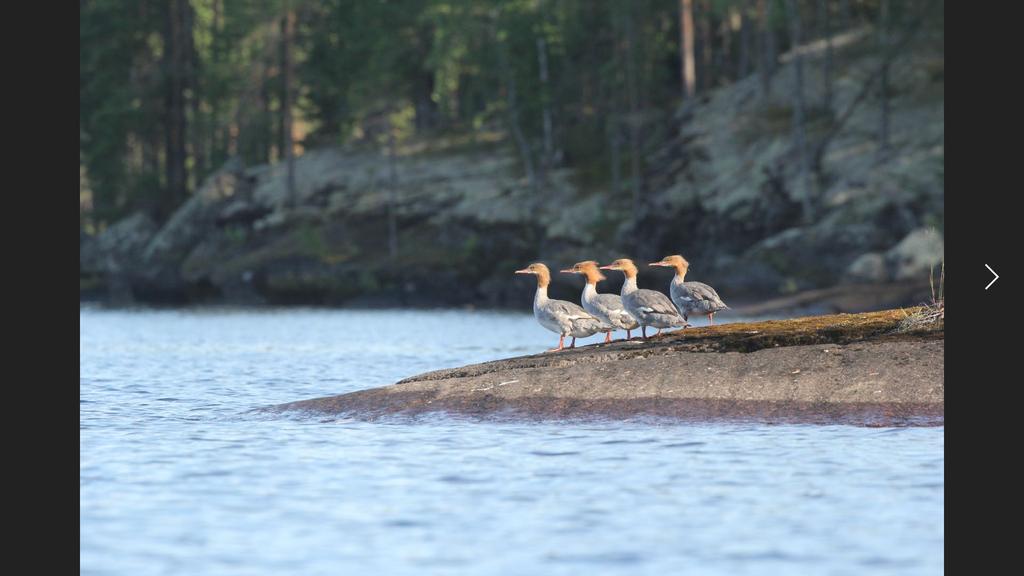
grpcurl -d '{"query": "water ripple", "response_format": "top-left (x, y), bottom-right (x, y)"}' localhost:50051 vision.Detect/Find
top-left (81, 307), bottom-right (944, 576)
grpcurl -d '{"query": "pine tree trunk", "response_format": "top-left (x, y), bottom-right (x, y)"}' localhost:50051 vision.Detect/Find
top-left (784, 0), bottom-right (814, 222)
top-left (162, 0), bottom-right (189, 219)
top-left (536, 36), bottom-right (554, 170)
top-left (210, 0), bottom-right (222, 165)
top-left (386, 117), bottom-right (399, 260)
top-left (819, 0), bottom-right (834, 112)
top-left (497, 31), bottom-right (541, 250)
top-left (187, 3), bottom-right (203, 188)
top-left (143, 131), bottom-right (159, 186)
top-left (878, 0), bottom-right (891, 160)
top-left (277, 17), bottom-right (287, 160)
top-left (625, 1), bottom-right (643, 244)
top-left (680, 0), bottom-right (696, 98)
top-left (260, 61), bottom-right (271, 164)
top-left (414, 72), bottom-right (436, 133)
top-left (721, 7), bottom-right (733, 83)
top-left (413, 23), bottom-right (437, 133)
top-left (756, 0), bottom-right (775, 98)
top-left (739, 0), bottom-right (752, 79)
top-left (699, 0), bottom-right (713, 91)
top-left (282, 9), bottom-right (296, 205)
top-left (609, 117), bottom-right (622, 197)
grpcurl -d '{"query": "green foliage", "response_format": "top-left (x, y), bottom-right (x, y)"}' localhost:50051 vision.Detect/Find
top-left (82, 0), bottom-right (940, 227)
top-left (80, 0), bottom-right (158, 221)
top-left (295, 222), bottom-right (325, 256)
top-left (224, 225), bottom-right (248, 246)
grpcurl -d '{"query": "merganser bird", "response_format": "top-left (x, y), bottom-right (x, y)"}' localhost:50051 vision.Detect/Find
top-left (560, 260), bottom-right (640, 342)
top-left (515, 262), bottom-right (607, 352)
top-left (650, 255), bottom-right (729, 325)
top-left (599, 258), bottom-right (689, 338)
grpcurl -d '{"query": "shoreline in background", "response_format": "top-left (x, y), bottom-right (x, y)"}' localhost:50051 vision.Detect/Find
top-left (80, 279), bottom-right (933, 318)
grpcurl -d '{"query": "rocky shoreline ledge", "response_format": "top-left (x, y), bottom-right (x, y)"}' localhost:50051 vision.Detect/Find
top-left (271, 309), bottom-right (943, 426)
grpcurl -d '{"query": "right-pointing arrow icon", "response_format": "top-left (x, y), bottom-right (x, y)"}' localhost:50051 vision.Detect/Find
top-left (986, 264), bottom-right (999, 290)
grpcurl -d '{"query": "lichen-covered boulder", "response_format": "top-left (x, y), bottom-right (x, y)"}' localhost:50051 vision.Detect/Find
top-left (886, 228), bottom-right (944, 281)
top-left (142, 157), bottom-right (248, 267)
top-left (80, 212), bottom-right (158, 275)
top-left (845, 252), bottom-right (889, 283)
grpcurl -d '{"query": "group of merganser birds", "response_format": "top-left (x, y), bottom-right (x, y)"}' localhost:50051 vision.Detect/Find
top-left (515, 256), bottom-right (729, 352)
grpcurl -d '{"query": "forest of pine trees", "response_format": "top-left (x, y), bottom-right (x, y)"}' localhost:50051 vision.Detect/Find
top-left (80, 0), bottom-right (942, 231)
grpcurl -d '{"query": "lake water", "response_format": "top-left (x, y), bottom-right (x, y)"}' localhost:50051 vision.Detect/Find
top-left (80, 307), bottom-right (944, 575)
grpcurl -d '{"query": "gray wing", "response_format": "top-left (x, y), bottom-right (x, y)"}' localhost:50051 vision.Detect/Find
top-left (591, 293), bottom-right (619, 307)
top-left (634, 289), bottom-right (683, 316)
top-left (685, 281), bottom-right (728, 312)
top-left (669, 281), bottom-right (692, 317)
top-left (592, 293), bottom-right (639, 329)
top-left (591, 293), bottom-right (624, 315)
top-left (546, 299), bottom-right (608, 334)
top-left (546, 299), bottom-right (592, 318)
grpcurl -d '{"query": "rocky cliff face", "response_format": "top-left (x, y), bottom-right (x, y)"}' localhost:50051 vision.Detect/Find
top-left (80, 28), bottom-right (943, 309)
top-left (637, 27), bottom-right (944, 296)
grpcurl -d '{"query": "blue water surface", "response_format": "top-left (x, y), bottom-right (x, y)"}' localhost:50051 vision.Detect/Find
top-left (80, 307), bottom-right (943, 575)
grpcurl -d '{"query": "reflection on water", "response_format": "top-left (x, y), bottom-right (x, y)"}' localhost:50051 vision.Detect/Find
top-left (81, 307), bottom-right (943, 575)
